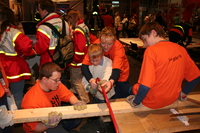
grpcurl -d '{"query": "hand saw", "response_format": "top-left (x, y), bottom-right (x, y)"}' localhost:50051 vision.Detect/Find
top-left (96, 78), bottom-right (120, 133)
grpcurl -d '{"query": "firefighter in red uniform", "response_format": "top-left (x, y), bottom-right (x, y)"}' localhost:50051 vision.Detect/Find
top-left (169, 19), bottom-right (193, 48)
top-left (0, 2), bottom-right (35, 109)
top-left (66, 10), bottom-right (90, 103)
top-left (34, 0), bottom-right (70, 67)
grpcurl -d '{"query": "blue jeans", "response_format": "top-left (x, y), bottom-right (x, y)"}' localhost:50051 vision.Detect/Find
top-left (112, 81), bottom-right (132, 98)
top-left (10, 80), bottom-right (25, 109)
top-left (46, 119), bottom-right (81, 133)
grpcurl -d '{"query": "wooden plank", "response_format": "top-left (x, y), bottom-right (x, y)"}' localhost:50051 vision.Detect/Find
top-left (10, 94), bottom-right (200, 124)
top-left (115, 107), bottom-right (200, 133)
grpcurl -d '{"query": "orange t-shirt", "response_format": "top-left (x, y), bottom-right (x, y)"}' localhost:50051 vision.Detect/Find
top-left (133, 41), bottom-right (200, 109)
top-left (82, 39), bottom-right (130, 82)
top-left (21, 81), bottom-right (74, 133)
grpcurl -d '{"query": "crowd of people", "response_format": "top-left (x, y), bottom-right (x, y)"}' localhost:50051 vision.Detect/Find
top-left (0, 0), bottom-right (200, 133)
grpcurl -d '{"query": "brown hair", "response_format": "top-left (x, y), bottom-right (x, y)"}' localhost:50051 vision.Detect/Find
top-left (139, 21), bottom-right (165, 40)
top-left (0, 2), bottom-right (16, 34)
top-left (67, 9), bottom-right (83, 29)
top-left (99, 27), bottom-right (116, 43)
top-left (88, 43), bottom-right (103, 59)
top-left (38, 0), bottom-right (55, 13)
top-left (39, 62), bottom-right (63, 79)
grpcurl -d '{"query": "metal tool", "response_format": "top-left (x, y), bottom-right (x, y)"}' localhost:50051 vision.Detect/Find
top-left (170, 108), bottom-right (189, 126)
top-left (170, 112), bottom-right (200, 117)
top-left (96, 78), bottom-right (120, 133)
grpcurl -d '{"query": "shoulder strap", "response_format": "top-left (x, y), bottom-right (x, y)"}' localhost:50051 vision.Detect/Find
top-left (76, 25), bottom-right (89, 45)
top-left (41, 19), bottom-right (66, 60)
top-left (42, 22), bottom-right (61, 37)
top-left (61, 19), bottom-right (66, 37)
top-left (76, 26), bottom-right (86, 35)
top-left (42, 19), bottom-right (66, 38)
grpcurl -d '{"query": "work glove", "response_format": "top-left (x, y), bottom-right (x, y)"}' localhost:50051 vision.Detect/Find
top-left (7, 95), bottom-right (18, 114)
top-left (42, 111), bottom-right (62, 128)
top-left (126, 95), bottom-right (142, 108)
top-left (0, 105), bottom-right (14, 129)
top-left (86, 84), bottom-right (98, 95)
top-left (179, 92), bottom-right (187, 101)
top-left (97, 80), bottom-right (107, 91)
top-left (73, 100), bottom-right (87, 111)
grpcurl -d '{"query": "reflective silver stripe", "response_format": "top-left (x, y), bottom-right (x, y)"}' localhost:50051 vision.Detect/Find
top-left (71, 63), bottom-right (82, 66)
top-left (38, 29), bottom-right (51, 38)
top-left (6, 73), bottom-right (32, 79)
top-left (75, 51), bottom-right (85, 55)
top-left (174, 25), bottom-right (185, 34)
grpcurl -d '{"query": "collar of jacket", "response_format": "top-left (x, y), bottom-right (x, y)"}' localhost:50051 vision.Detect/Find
top-left (77, 19), bottom-right (84, 25)
top-left (36, 13), bottom-right (60, 27)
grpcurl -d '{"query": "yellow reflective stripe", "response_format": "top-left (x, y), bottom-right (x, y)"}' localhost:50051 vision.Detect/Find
top-left (13, 32), bottom-right (21, 42)
top-left (71, 63), bottom-right (82, 66)
top-left (0, 51), bottom-right (17, 56)
top-left (75, 51), bottom-right (85, 55)
top-left (75, 29), bottom-right (84, 35)
top-left (75, 28), bottom-right (89, 46)
top-left (174, 25), bottom-right (184, 34)
top-left (38, 29), bottom-right (50, 38)
top-left (49, 46), bottom-right (56, 50)
top-left (6, 73), bottom-right (32, 79)
top-left (13, 32), bottom-right (22, 47)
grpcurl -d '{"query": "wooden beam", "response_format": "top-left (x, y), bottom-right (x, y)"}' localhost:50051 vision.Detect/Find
top-left (10, 94), bottom-right (200, 124)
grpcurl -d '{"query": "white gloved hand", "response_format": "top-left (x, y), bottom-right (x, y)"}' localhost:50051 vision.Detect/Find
top-left (126, 95), bottom-right (142, 108)
top-left (0, 105), bottom-right (14, 129)
top-left (7, 95), bottom-right (18, 113)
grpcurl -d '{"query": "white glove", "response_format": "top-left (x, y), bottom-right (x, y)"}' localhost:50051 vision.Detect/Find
top-left (0, 105), bottom-right (14, 129)
top-left (179, 92), bottom-right (187, 101)
top-left (126, 95), bottom-right (142, 108)
top-left (7, 95), bottom-right (18, 113)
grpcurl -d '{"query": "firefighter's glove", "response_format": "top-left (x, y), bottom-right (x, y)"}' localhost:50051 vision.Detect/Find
top-left (42, 111), bottom-right (62, 128)
top-left (126, 95), bottom-right (142, 108)
top-left (73, 101), bottom-right (87, 111)
top-left (179, 92), bottom-right (187, 101)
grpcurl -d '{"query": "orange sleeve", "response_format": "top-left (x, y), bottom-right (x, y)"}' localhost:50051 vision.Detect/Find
top-left (184, 52), bottom-right (200, 81)
top-left (138, 48), bottom-right (155, 88)
top-left (111, 40), bottom-right (127, 70)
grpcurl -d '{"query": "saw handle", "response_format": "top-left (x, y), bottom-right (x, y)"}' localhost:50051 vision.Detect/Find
top-left (96, 78), bottom-right (120, 133)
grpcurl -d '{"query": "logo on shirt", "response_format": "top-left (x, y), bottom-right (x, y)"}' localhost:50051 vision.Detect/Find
top-left (50, 95), bottom-right (60, 107)
top-left (168, 55), bottom-right (182, 62)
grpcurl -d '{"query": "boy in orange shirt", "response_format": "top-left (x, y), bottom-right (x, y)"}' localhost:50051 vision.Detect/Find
top-left (126, 22), bottom-right (200, 109)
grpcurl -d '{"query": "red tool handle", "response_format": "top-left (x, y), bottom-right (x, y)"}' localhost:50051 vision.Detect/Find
top-left (96, 78), bottom-right (119, 133)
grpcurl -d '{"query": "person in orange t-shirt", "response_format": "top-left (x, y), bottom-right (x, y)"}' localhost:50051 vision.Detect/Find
top-left (126, 22), bottom-right (200, 109)
top-left (21, 62), bottom-right (86, 133)
top-left (82, 27), bottom-right (131, 98)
